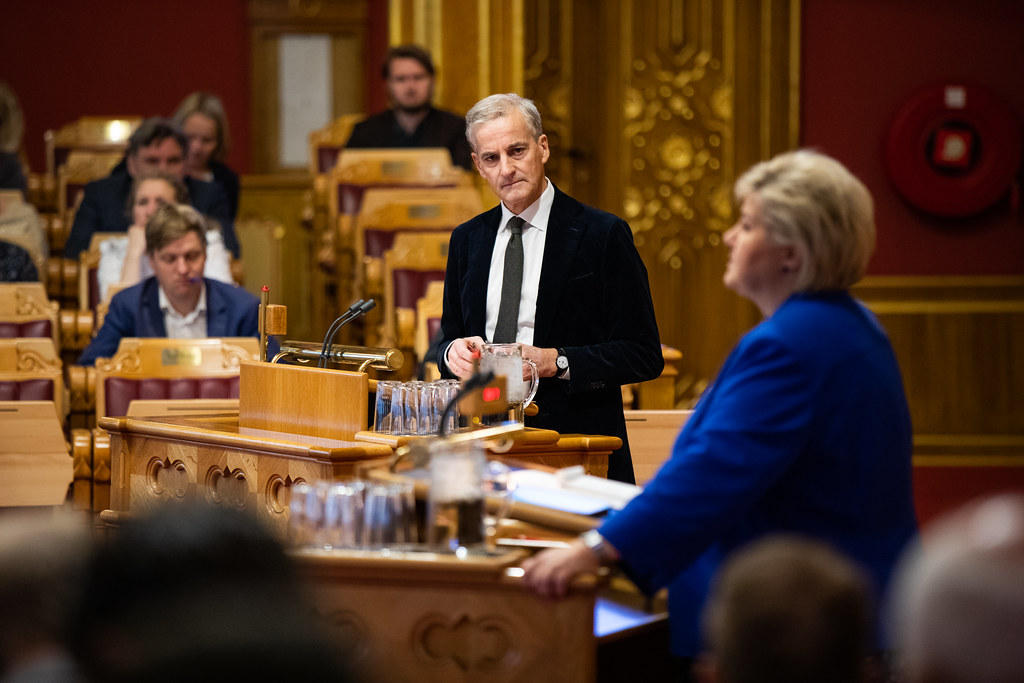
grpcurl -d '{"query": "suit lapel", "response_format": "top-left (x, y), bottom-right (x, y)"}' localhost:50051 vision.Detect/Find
top-left (205, 281), bottom-right (228, 336)
top-left (465, 206), bottom-right (502, 335)
top-left (534, 187), bottom-right (584, 347)
top-left (139, 279), bottom-right (168, 337)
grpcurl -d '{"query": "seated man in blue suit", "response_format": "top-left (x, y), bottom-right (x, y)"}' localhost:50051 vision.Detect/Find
top-left (78, 203), bottom-right (262, 365)
top-left (64, 117), bottom-right (238, 259)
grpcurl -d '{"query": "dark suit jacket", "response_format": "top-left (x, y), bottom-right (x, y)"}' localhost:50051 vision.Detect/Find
top-left (64, 170), bottom-right (238, 258)
top-left (436, 186), bottom-right (664, 482)
top-left (77, 277), bottom-right (265, 365)
top-left (345, 107), bottom-right (474, 171)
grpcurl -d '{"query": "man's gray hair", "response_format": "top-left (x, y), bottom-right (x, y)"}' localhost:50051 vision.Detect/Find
top-left (465, 93), bottom-right (543, 152)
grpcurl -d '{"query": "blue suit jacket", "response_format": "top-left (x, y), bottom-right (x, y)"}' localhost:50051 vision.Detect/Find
top-left (599, 291), bottom-right (918, 655)
top-left (64, 169), bottom-right (238, 258)
top-left (77, 277), bottom-right (264, 365)
top-left (436, 186), bottom-right (664, 482)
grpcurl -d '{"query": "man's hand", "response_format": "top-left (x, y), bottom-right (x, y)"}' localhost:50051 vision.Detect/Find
top-left (521, 542), bottom-right (601, 600)
top-left (445, 335), bottom-right (486, 378)
top-left (520, 344), bottom-right (559, 378)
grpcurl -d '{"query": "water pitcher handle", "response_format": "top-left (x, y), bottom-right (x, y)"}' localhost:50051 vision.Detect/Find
top-left (523, 358), bottom-right (539, 407)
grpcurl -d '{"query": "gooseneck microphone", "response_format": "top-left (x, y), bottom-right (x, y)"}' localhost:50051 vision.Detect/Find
top-left (318, 299), bottom-right (376, 368)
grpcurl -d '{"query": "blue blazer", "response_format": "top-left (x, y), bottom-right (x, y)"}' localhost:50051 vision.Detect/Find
top-left (64, 170), bottom-right (238, 258)
top-left (77, 277), bottom-right (263, 365)
top-left (436, 186), bottom-right (664, 482)
top-left (599, 291), bottom-right (918, 655)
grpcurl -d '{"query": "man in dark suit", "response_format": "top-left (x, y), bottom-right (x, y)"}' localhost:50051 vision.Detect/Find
top-left (345, 44), bottom-right (473, 171)
top-left (436, 93), bottom-right (663, 483)
top-left (78, 203), bottom-right (262, 365)
top-left (64, 117), bottom-right (238, 259)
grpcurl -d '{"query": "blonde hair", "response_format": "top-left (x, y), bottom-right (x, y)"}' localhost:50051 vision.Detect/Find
top-left (173, 91), bottom-right (231, 163)
top-left (735, 149), bottom-right (875, 291)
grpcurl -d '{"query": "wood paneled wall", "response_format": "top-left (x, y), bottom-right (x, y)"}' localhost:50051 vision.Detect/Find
top-left (855, 276), bottom-right (1024, 460)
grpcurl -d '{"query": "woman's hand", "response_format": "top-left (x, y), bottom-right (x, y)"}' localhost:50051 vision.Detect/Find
top-left (520, 542), bottom-right (601, 600)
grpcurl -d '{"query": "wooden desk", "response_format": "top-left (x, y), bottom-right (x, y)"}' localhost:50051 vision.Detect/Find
top-left (102, 414), bottom-right (619, 537)
top-left (102, 412), bottom-right (395, 534)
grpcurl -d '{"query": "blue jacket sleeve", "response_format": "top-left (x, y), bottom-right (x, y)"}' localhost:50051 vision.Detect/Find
top-left (599, 331), bottom-right (814, 593)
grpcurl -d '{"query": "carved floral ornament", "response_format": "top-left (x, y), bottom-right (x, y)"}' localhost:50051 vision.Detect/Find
top-left (15, 288), bottom-right (58, 317)
top-left (16, 348), bottom-right (60, 373)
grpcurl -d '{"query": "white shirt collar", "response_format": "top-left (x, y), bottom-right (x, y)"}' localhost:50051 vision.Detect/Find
top-left (499, 177), bottom-right (554, 233)
top-left (158, 281), bottom-right (207, 324)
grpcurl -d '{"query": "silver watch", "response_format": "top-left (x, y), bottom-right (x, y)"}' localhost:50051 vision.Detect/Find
top-left (581, 528), bottom-right (607, 557)
top-left (555, 348), bottom-right (569, 378)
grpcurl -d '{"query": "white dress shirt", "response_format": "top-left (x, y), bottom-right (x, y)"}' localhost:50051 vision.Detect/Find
top-left (484, 178), bottom-right (555, 345)
top-left (158, 283), bottom-right (208, 338)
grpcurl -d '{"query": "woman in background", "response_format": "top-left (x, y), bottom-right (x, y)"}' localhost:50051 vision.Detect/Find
top-left (522, 149), bottom-right (918, 681)
top-left (173, 92), bottom-right (240, 220)
top-left (106, 172), bottom-right (232, 300)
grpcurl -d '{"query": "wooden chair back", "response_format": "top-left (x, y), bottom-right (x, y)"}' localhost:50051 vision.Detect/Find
top-left (0, 337), bottom-right (65, 418)
top-left (382, 232), bottom-right (450, 349)
top-left (415, 280), bottom-right (445, 380)
top-left (308, 113), bottom-right (365, 175)
top-left (355, 187), bottom-right (481, 300)
top-left (0, 282), bottom-right (60, 351)
top-left (94, 337), bottom-right (260, 420)
top-left (78, 231), bottom-right (127, 312)
top-left (45, 116), bottom-right (140, 176)
top-left (57, 150), bottom-right (125, 214)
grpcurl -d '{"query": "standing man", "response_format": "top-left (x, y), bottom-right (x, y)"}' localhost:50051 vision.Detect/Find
top-left (77, 203), bottom-right (262, 365)
top-left (345, 45), bottom-right (473, 171)
top-left (64, 117), bottom-right (237, 259)
top-left (437, 93), bottom-right (663, 483)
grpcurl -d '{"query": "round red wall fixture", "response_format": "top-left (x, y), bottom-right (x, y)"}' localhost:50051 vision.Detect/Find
top-left (884, 83), bottom-right (1021, 218)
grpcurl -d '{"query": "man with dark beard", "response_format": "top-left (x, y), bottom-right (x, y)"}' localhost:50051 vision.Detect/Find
top-left (345, 44), bottom-right (473, 170)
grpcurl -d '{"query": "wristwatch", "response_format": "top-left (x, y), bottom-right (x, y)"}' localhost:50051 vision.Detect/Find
top-left (555, 348), bottom-right (569, 379)
top-left (580, 528), bottom-right (609, 560)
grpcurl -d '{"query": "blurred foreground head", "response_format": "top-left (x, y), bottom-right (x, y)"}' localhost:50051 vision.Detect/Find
top-left (891, 494), bottom-right (1024, 683)
top-left (700, 535), bottom-right (873, 683)
top-left (70, 502), bottom-right (358, 683)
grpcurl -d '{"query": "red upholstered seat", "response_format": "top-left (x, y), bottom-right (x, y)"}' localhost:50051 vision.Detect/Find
top-left (0, 319), bottom-right (53, 339)
top-left (392, 269), bottom-right (447, 310)
top-left (103, 376), bottom-right (241, 418)
top-left (0, 378), bottom-right (55, 402)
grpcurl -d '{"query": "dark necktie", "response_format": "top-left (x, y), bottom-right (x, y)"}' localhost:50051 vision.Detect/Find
top-left (493, 216), bottom-right (525, 343)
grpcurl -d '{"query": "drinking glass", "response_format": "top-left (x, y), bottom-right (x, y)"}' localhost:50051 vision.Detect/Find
top-left (427, 441), bottom-right (486, 554)
top-left (373, 380), bottom-right (400, 434)
top-left (322, 480), bottom-right (365, 550)
top-left (362, 481), bottom-right (416, 549)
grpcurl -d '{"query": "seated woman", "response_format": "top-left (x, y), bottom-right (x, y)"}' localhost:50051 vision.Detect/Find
top-left (173, 92), bottom-right (240, 221)
top-left (522, 150), bottom-right (919, 679)
top-left (98, 172), bottom-right (233, 303)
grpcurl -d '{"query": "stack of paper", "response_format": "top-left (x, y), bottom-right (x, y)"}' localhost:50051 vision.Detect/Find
top-left (510, 466), bottom-right (642, 516)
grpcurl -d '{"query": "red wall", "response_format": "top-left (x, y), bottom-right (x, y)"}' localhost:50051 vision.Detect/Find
top-left (1, 1), bottom-right (251, 173)
top-left (802, 0), bottom-right (1024, 276)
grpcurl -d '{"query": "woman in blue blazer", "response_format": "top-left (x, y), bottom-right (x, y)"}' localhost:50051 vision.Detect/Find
top-left (522, 150), bottom-right (918, 673)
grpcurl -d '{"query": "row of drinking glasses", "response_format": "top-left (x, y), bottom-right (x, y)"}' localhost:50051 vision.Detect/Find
top-left (288, 479), bottom-right (418, 551)
top-left (374, 379), bottom-right (462, 436)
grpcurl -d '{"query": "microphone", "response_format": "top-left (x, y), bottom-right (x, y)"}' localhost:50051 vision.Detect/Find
top-left (318, 299), bottom-right (376, 368)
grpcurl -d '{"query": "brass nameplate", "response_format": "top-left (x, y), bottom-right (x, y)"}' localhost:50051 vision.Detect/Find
top-left (381, 160), bottom-right (410, 177)
top-left (162, 347), bottom-right (202, 366)
top-left (408, 204), bottom-right (441, 219)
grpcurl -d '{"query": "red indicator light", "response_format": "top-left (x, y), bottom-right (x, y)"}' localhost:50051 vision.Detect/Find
top-left (482, 387), bottom-right (501, 403)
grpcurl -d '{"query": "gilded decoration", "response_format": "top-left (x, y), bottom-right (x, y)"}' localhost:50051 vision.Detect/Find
top-left (623, 51), bottom-right (732, 263)
top-left (16, 348), bottom-right (60, 373)
top-left (15, 287), bottom-right (58, 317)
